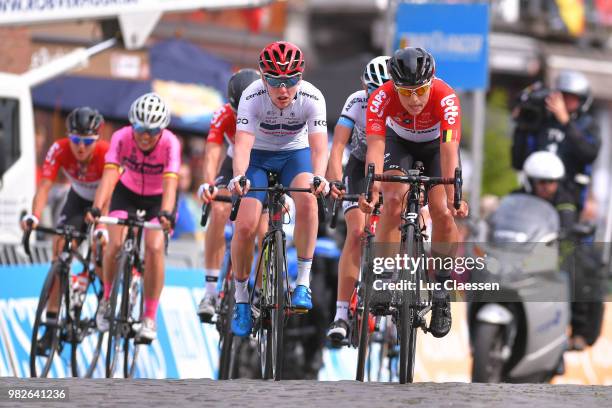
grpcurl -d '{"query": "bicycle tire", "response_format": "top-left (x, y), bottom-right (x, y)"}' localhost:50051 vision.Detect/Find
top-left (356, 241), bottom-right (374, 382)
top-left (258, 235), bottom-right (273, 380)
top-left (105, 252), bottom-right (130, 378)
top-left (271, 230), bottom-right (285, 381)
top-left (30, 262), bottom-right (68, 378)
top-left (70, 273), bottom-right (104, 378)
top-left (123, 260), bottom-right (142, 378)
top-left (218, 275), bottom-right (235, 380)
top-left (398, 223), bottom-right (418, 384)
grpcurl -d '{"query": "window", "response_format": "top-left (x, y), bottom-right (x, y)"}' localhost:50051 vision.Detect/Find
top-left (0, 98), bottom-right (20, 180)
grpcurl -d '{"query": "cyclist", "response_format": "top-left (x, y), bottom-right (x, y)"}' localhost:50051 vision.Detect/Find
top-left (229, 41), bottom-right (329, 337)
top-left (359, 47), bottom-right (469, 338)
top-left (87, 93), bottom-right (181, 343)
top-left (326, 56), bottom-right (391, 344)
top-left (196, 68), bottom-right (267, 323)
top-left (21, 106), bottom-right (108, 355)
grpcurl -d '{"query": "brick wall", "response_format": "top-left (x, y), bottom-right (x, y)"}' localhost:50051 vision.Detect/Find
top-left (0, 27), bottom-right (32, 74)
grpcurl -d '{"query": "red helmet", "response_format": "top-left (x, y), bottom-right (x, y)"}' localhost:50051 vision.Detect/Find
top-left (258, 41), bottom-right (305, 76)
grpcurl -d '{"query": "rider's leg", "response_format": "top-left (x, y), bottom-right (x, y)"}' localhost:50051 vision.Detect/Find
top-left (427, 184), bottom-right (458, 338)
top-left (231, 197), bottom-right (264, 303)
top-left (289, 172), bottom-right (318, 289)
top-left (101, 224), bottom-right (126, 300)
top-left (336, 208), bottom-right (365, 316)
top-left (203, 194), bottom-right (232, 295)
top-left (143, 229), bottom-right (166, 321)
top-left (254, 211), bottom-right (269, 289)
top-left (377, 171), bottom-right (408, 249)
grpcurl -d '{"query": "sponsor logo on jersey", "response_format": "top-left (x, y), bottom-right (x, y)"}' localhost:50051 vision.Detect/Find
top-left (45, 142), bottom-right (61, 165)
top-left (245, 89), bottom-right (267, 100)
top-left (370, 122), bottom-right (384, 133)
top-left (236, 118), bottom-right (249, 125)
top-left (369, 90), bottom-right (387, 116)
top-left (345, 96), bottom-right (367, 112)
top-left (440, 93), bottom-right (459, 125)
top-left (313, 120), bottom-right (327, 127)
top-left (298, 91), bottom-right (320, 101)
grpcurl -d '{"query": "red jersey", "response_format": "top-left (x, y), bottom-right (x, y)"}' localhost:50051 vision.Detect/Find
top-left (366, 78), bottom-right (461, 144)
top-left (41, 138), bottom-right (109, 201)
top-left (207, 103), bottom-right (236, 158)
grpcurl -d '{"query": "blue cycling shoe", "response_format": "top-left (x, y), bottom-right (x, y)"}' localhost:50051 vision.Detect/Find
top-left (231, 303), bottom-right (253, 337)
top-left (291, 285), bottom-right (312, 310)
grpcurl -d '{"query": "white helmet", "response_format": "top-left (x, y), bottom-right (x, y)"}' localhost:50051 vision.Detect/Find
top-left (362, 56), bottom-right (391, 94)
top-left (522, 151), bottom-right (565, 192)
top-left (555, 70), bottom-right (593, 114)
top-left (129, 92), bottom-right (171, 129)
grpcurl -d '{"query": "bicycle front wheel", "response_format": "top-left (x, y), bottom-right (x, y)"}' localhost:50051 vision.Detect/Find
top-left (70, 272), bottom-right (104, 377)
top-left (218, 275), bottom-right (236, 380)
top-left (271, 230), bottom-right (286, 381)
top-left (356, 242), bottom-right (374, 382)
top-left (398, 223), bottom-right (418, 384)
top-left (30, 262), bottom-right (69, 377)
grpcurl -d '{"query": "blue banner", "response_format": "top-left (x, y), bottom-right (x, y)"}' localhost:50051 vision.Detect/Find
top-left (394, 2), bottom-right (489, 91)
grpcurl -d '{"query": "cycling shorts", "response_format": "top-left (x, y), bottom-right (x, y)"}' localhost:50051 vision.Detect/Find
top-left (57, 188), bottom-right (92, 233)
top-left (383, 129), bottom-right (442, 177)
top-left (214, 156), bottom-right (233, 188)
top-left (109, 180), bottom-right (168, 222)
top-left (245, 148), bottom-right (312, 204)
top-left (342, 155), bottom-right (365, 214)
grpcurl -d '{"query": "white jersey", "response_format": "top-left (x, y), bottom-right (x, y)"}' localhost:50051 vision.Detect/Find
top-left (339, 89), bottom-right (368, 161)
top-left (236, 79), bottom-right (327, 151)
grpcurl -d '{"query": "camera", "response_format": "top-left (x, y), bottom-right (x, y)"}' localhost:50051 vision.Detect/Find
top-left (515, 84), bottom-right (552, 131)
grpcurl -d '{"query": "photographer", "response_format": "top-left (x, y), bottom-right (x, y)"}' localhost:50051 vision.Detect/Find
top-left (511, 73), bottom-right (605, 349)
top-left (511, 70), bottom-right (600, 214)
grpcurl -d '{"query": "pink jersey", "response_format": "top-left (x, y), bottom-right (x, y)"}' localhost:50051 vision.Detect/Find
top-left (105, 126), bottom-right (182, 196)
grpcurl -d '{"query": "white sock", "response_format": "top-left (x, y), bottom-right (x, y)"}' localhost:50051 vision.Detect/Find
top-left (334, 301), bottom-right (349, 322)
top-left (234, 278), bottom-right (249, 303)
top-left (204, 268), bottom-right (220, 295)
top-left (295, 257), bottom-right (312, 287)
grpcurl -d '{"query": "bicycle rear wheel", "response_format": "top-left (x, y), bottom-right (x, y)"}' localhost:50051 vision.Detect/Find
top-left (105, 252), bottom-right (130, 378)
top-left (30, 262), bottom-right (69, 377)
top-left (399, 223), bottom-right (418, 384)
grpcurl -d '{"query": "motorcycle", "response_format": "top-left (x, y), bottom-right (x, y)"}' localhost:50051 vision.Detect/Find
top-left (467, 193), bottom-right (570, 383)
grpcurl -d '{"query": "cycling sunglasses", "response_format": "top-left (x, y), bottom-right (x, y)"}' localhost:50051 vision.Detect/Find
top-left (132, 123), bottom-right (162, 136)
top-left (69, 134), bottom-right (98, 146)
top-left (395, 81), bottom-right (432, 97)
top-left (263, 73), bottom-right (302, 88)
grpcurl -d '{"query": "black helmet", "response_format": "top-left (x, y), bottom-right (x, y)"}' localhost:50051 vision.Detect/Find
top-left (227, 69), bottom-right (261, 111)
top-left (66, 107), bottom-right (104, 136)
top-left (388, 47), bottom-right (435, 87)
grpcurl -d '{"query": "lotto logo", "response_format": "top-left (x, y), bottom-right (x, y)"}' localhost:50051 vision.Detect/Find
top-left (370, 122), bottom-right (383, 133)
top-left (440, 93), bottom-right (459, 125)
top-left (236, 118), bottom-right (249, 125)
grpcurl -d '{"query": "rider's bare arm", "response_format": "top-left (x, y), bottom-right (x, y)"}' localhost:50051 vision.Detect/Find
top-left (308, 131), bottom-right (329, 177)
top-left (232, 130), bottom-right (255, 178)
top-left (31, 178), bottom-right (53, 221)
top-left (161, 173), bottom-right (178, 214)
top-left (326, 124), bottom-right (351, 182)
top-left (203, 142), bottom-right (225, 185)
top-left (92, 165), bottom-right (121, 212)
top-left (365, 135), bottom-right (386, 193)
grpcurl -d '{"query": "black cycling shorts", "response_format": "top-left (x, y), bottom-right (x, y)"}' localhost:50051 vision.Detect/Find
top-left (383, 129), bottom-right (443, 177)
top-left (57, 188), bottom-right (92, 232)
top-left (214, 156), bottom-right (233, 188)
top-left (109, 181), bottom-right (165, 221)
top-left (342, 155), bottom-right (365, 214)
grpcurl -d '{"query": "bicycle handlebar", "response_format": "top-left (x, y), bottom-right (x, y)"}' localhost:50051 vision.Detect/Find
top-left (365, 163), bottom-right (463, 210)
top-left (228, 176), bottom-right (328, 223)
top-left (21, 221), bottom-right (90, 263)
top-left (97, 216), bottom-right (163, 230)
top-left (329, 193), bottom-right (360, 229)
top-left (200, 185), bottom-right (232, 227)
